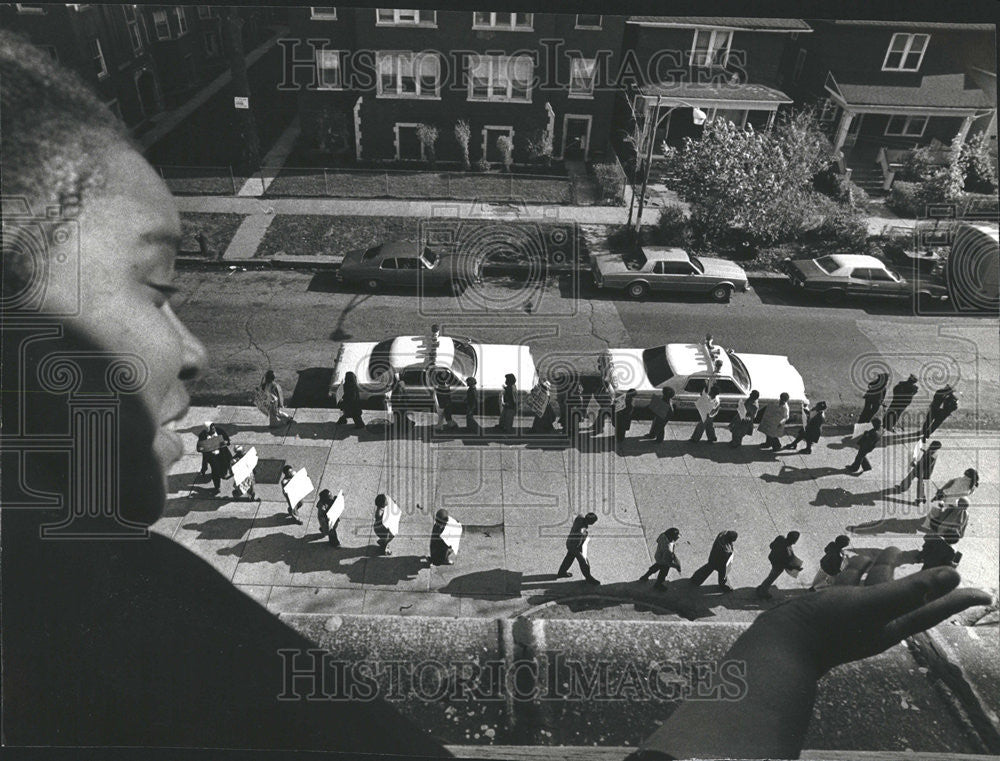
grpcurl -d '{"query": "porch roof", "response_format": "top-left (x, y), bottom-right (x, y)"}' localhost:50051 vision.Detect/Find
top-left (627, 17), bottom-right (811, 32)
top-left (829, 70), bottom-right (994, 112)
top-left (637, 81), bottom-right (792, 110)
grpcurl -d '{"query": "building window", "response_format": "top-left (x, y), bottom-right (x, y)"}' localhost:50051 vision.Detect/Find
top-left (569, 57), bottom-right (596, 98)
top-left (122, 5), bottom-right (143, 54)
top-left (14, 4), bottom-right (46, 13)
top-left (315, 49), bottom-right (342, 89)
top-left (882, 33), bottom-right (930, 72)
top-left (89, 37), bottom-right (108, 79)
top-left (885, 114), bottom-right (928, 137)
top-left (575, 14), bottom-right (602, 29)
top-left (197, 5), bottom-right (212, 19)
top-left (310, 6), bottom-right (337, 20)
top-left (175, 6), bottom-right (188, 36)
top-left (690, 28), bottom-right (732, 68)
top-left (376, 9), bottom-right (435, 25)
top-left (472, 12), bottom-right (533, 30)
top-left (468, 54), bottom-right (532, 102)
top-left (377, 51), bottom-right (440, 98)
top-left (792, 48), bottom-right (806, 83)
top-left (104, 98), bottom-right (123, 121)
top-left (818, 98), bottom-right (838, 122)
top-left (394, 123), bottom-right (424, 160)
top-left (152, 10), bottom-right (171, 40)
top-left (203, 31), bottom-right (220, 57)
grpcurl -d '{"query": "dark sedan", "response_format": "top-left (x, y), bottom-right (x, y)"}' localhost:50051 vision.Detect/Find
top-left (336, 240), bottom-right (479, 292)
top-left (782, 253), bottom-right (949, 305)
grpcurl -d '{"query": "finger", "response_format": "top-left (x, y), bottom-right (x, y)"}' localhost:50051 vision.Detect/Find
top-left (857, 566), bottom-right (962, 624)
top-left (881, 585), bottom-right (994, 646)
top-left (863, 546), bottom-right (906, 586)
top-left (834, 554), bottom-right (873, 586)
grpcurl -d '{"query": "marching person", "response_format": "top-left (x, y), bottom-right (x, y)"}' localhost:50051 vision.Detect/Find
top-left (614, 388), bottom-right (638, 451)
top-left (922, 385), bottom-right (959, 440)
top-left (926, 496), bottom-right (970, 545)
top-left (641, 387), bottom-right (676, 444)
top-left (372, 494), bottom-right (395, 555)
top-left (336, 371), bottom-right (366, 430)
top-left (565, 382), bottom-right (586, 440)
top-left (464, 376), bottom-right (480, 432)
top-left (896, 439), bottom-right (942, 505)
top-left (916, 534), bottom-right (962, 571)
top-left (496, 374), bottom-right (518, 434)
top-left (197, 421), bottom-right (229, 477)
top-left (529, 378), bottom-right (558, 434)
top-left (809, 534), bottom-right (851, 590)
top-left (689, 530), bottom-right (738, 592)
top-left (846, 418), bottom-right (882, 474)
top-left (429, 509), bottom-right (456, 566)
top-left (931, 467), bottom-right (979, 507)
top-left (728, 390), bottom-right (759, 449)
top-left (197, 421), bottom-right (231, 492)
top-left (756, 531), bottom-right (802, 599)
top-left (857, 372), bottom-right (890, 425)
top-left (229, 445), bottom-right (258, 502)
top-left (785, 401), bottom-right (827, 454)
top-left (279, 465), bottom-right (304, 524)
top-left (556, 512), bottom-right (601, 585)
top-left (386, 373), bottom-right (412, 435)
top-left (259, 369), bottom-right (292, 428)
top-left (758, 392), bottom-right (790, 452)
top-left (689, 386), bottom-right (721, 443)
top-left (883, 373), bottom-right (919, 432)
top-left (315, 489), bottom-right (341, 547)
top-left (433, 371), bottom-right (458, 432)
top-left (638, 527), bottom-right (682, 588)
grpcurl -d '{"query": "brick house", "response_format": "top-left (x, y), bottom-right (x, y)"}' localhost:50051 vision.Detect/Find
top-left (783, 20), bottom-right (997, 188)
top-left (288, 7), bottom-right (625, 165)
top-left (617, 16), bottom-right (810, 157)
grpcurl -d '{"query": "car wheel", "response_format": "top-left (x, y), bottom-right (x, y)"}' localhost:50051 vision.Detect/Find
top-left (823, 289), bottom-right (844, 305)
top-left (365, 278), bottom-right (381, 292)
top-left (626, 281), bottom-right (649, 299)
top-left (710, 284), bottom-right (733, 303)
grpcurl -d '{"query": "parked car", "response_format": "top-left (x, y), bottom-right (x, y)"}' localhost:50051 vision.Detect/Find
top-left (604, 338), bottom-right (809, 422)
top-left (328, 334), bottom-right (538, 408)
top-left (590, 246), bottom-right (750, 302)
top-left (781, 254), bottom-right (949, 305)
top-left (336, 240), bottom-right (479, 293)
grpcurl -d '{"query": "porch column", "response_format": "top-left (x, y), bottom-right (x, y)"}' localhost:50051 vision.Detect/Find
top-left (955, 114), bottom-right (974, 145)
top-left (833, 109), bottom-right (854, 152)
top-left (765, 110), bottom-right (776, 130)
top-left (353, 96), bottom-right (362, 161)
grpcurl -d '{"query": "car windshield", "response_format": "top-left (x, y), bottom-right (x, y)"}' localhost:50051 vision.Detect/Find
top-left (886, 268), bottom-right (903, 282)
top-left (814, 255), bottom-right (838, 274)
top-left (726, 349), bottom-right (751, 392)
top-left (642, 346), bottom-right (674, 387)
top-left (368, 339), bottom-right (394, 380)
top-left (421, 247), bottom-right (439, 268)
top-left (451, 339), bottom-right (478, 379)
top-left (689, 255), bottom-right (705, 274)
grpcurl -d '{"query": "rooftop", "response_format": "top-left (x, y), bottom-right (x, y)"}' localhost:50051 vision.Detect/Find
top-left (627, 17), bottom-right (811, 32)
top-left (638, 80), bottom-right (793, 106)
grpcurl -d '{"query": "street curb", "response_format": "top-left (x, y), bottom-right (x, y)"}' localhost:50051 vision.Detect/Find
top-left (909, 630), bottom-right (1000, 753)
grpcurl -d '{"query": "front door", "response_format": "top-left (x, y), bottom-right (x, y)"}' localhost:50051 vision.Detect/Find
top-left (396, 124), bottom-right (421, 161)
top-left (844, 113), bottom-right (864, 148)
top-left (563, 115), bottom-right (590, 160)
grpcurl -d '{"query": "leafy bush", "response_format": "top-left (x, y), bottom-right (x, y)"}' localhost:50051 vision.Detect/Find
top-left (886, 181), bottom-right (925, 217)
top-left (812, 204), bottom-right (869, 252)
top-left (454, 120), bottom-right (471, 170)
top-left (416, 123), bottom-right (439, 166)
top-left (652, 205), bottom-right (688, 245)
top-left (813, 162), bottom-right (870, 209)
top-left (496, 136), bottom-right (514, 172)
top-left (899, 146), bottom-right (941, 182)
top-left (962, 132), bottom-right (998, 193)
top-left (475, 156), bottom-right (491, 173)
top-left (593, 161), bottom-right (626, 206)
top-left (526, 125), bottom-right (554, 167)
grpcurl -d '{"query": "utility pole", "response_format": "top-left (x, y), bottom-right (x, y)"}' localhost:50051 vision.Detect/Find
top-left (633, 95), bottom-right (661, 235)
top-left (222, 6), bottom-right (261, 177)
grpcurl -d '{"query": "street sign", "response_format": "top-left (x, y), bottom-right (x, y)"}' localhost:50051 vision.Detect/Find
top-left (234, 96), bottom-right (249, 109)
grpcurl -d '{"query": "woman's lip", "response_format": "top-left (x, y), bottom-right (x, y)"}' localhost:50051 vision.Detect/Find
top-left (156, 426), bottom-right (185, 465)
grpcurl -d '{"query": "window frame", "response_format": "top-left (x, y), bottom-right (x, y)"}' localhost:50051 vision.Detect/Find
top-left (394, 122), bottom-right (426, 161)
top-left (203, 30), bottom-right (221, 57)
top-left (197, 5), bottom-right (212, 19)
top-left (14, 4), bottom-right (46, 13)
top-left (575, 14), bottom-right (602, 29)
top-left (152, 9), bottom-right (171, 40)
top-left (376, 8), bottom-right (435, 26)
top-left (315, 48), bottom-right (343, 90)
top-left (472, 12), bottom-right (533, 31)
top-left (690, 28), bottom-right (733, 68)
top-left (882, 32), bottom-right (930, 72)
top-left (90, 37), bottom-right (108, 79)
top-left (884, 114), bottom-right (928, 137)
top-left (467, 54), bottom-right (533, 103)
top-left (310, 6), bottom-right (338, 21)
top-left (377, 51), bottom-right (441, 99)
top-left (174, 6), bottom-right (188, 36)
top-left (568, 56), bottom-right (597, 99)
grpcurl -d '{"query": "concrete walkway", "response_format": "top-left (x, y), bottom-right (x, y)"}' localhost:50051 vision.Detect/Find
top-left (237, 116), bottom-right (301, 197)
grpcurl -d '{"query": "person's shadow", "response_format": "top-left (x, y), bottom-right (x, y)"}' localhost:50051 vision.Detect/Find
top-left (847, 517), bottom-right (927, 536)
top-left (759, 464), bottom-right (844, 484)
top-left (811, 485), bottom-right (895, 507)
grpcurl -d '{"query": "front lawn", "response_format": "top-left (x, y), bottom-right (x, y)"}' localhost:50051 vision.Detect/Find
top-left (179, 212), bottom-right (246, 257)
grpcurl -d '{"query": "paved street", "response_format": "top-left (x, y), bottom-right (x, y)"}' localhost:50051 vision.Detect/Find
top-left (159, 404), bottom-right (998, 621)
top-left (172, 269), bottom-right (1000, 427)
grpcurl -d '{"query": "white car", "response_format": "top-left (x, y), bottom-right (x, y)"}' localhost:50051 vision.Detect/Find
top-left (329, 335), bottom-right (539, 407)
top-left (605, 340), bottom-right (809, 421)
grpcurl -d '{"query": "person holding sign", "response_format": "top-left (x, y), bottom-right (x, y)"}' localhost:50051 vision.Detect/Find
top-left (496, 374), bottom-right (518, 434)
top-left (196, 421), bottom-right (229, 478)
top-left (257, 370), bottom-right (292, 428)
top-left (689, 386), bottom-right (721, 443)
top-left (429, 509), bottom-right (461, 565)
top-left (641, 387), bottom-right (675, 444)
top-left (728, 390), bottom-right (759, 448)
top-left (758, 392), bottom-right (790, 451)
top-left (556, 512), bottom-right (601, 585)
top-left (316, 489), bottom-right (344, 547)
top-left (756, 531), bottom-right (802, 599)
top-left (280, 465), bottom-right (313, 524)
top-left (785, 400), bottom-right (827, 454)
top-left (639, 527), bottom-right (682, 587)
top-left (373, 493), bottom-right (399, 555)
top-left (335, 371), bottom-right (366, 430)
top-left (689, 530), bottom-right (738, 592)
top-left (230, 445), bottom-right (258, 501)
top-left (614, 388), bottom-right (638, 451)
top-left (528, 378), bottom-right (557, 434)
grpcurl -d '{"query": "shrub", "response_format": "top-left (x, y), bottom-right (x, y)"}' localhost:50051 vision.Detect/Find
top-left (454, 120), bottom-right (471, 170)
top-left (496, 136), bottom-right (514, 172)
top-left (962, 132), bottom-right (998, 194)
top-left (593, 161), bottom-right (626, 206)
top-left (813, 162), bottom-right (871, 209)
top-left (899, 146), bottom-right (941, 182)
top-left (475, 156), bottom-right (491, 173)
top-left (886, 181), bottom-right (924, 217)
top-left (813, 204), bottom-right (869, 252)
top-left (652, 205), bottom-right (688, 245)
top-left (526, 125), bottom-right (554, 167)
top-left (416, 123), bottom-right (439, 167)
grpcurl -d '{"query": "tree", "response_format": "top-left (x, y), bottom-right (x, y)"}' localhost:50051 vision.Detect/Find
top-left (961, 131), bottom-right (999, 193)
top-left (417, 123), bottom-right (439, 167)
top-left (496, 135), bottom-right (514, 173)
top-left (662, 109), bottom-right (836, 245)
top-left (454, 119), bottom-right (471, 170)
top-left (526, 123), bottom-right (554, 167)
top-left (921, 134), bottom-right (966, 204)
top-left (221, 7), bottom-right (260, 176)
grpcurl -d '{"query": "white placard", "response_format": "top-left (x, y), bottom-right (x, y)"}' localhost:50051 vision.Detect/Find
top-left (440, 517), bottom-right (463, 554)
top-left (234, 96), bottom-right (249, 109)
top-left (526, 385), bottom-right (549, 416)
top-left (695, 394), bottom-right (716, 421)
top-left (852, 422), bottom-right (868, 440)
top-left (231, 447), bottom-right (258, 484)
top-left (380, 495), bottom-right (402, 536)
top-left (283, 468), bottom-right (314, 507)
top-left (911, 439), bottom-right (927, 466)
top-left (736, 399), bottom-right (747, 420)
top-left (581, 535), bottom-right (590, 560)
top-left (327, 489), bottom-right (346, 524)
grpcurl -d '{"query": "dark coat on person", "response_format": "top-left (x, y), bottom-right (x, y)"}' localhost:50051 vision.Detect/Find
top-left (767, 535), bottom-right (797, 569)
top-left (429, 519), bottom-right (456, 565)
top-left (820, 542), bottom-right (848, 576)
top-left (566, 514), bottom-right (592, 551)
top-left (339, 384), bottom-right (363, 416)
top-left (706, 532), bottom-right (736, 570)
top-left (887, 378), bottom-right (919, 411)
top-left (803, 409), bottom-right (826, 444)
top-left (857, 426), bottom-right (883, 454)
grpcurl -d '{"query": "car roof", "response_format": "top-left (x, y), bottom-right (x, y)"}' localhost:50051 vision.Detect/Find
top-left (642, 247), bottom-right (690, 262)
top-left (822, 254), bottom-right (886, 270)
top-left (389, 336), bottom-right (457, 370)
top-left (664, 342), bottom-right (733, 377)
top-left (376, 240), bottom-right (421, 259)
